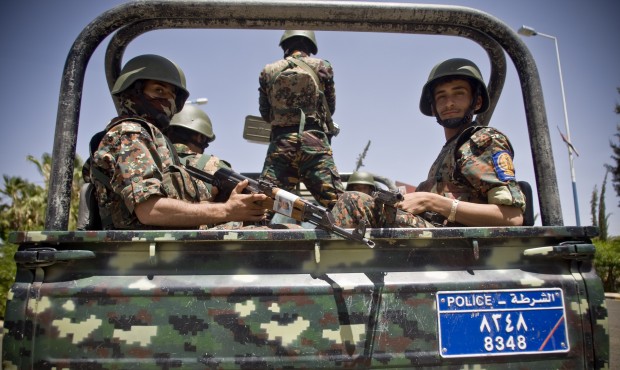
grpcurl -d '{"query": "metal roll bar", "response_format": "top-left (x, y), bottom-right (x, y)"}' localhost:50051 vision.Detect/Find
top-left (46, 0), bottom-right (560, 230)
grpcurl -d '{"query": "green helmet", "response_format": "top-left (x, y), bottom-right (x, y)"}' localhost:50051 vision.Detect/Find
top-left (279, 30), bottom-right (318, 55)
top-left (169, 105), bottom-right (215, 142)
top-left (419, 58), bottom-right (490, 116)
top-left (111, 54), bottom-right (190, 111)
top-left (346, 171), bottom-right (376, 191)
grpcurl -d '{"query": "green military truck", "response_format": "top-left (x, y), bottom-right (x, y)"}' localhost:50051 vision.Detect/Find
top-left (2, 1), bottom-right (609, 369)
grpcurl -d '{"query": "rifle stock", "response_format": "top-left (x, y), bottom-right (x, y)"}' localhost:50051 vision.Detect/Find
top-left (372, 188), bottom-right (404, 224)
top-left (372, 188), bottom-right (445, 227)
top-left (184, 165), bottom-right (375, 248)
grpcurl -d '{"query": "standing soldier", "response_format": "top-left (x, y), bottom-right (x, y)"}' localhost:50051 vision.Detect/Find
top-left (258, 30), bottom-right (344, 209)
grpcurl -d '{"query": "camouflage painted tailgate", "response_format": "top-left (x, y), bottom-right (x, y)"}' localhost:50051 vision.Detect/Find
top-left (2, 226), bottom-right (608, 369)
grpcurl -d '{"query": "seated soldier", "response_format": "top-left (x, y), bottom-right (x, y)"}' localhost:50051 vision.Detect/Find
top-left (89, 54), bottom-right (267, 229)
top-left (166, 104), bottom-right (232, 202)
top-left (345, 171), bottom-right (376, 195)
top-left (332, 58), bottom-right (526, 228)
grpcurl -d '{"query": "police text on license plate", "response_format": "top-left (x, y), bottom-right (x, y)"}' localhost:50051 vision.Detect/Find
top-left (436, 288), bottom-right (569, 357)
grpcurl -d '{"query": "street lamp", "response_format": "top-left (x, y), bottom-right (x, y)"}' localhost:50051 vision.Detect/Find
top-left (518, 25), bottom-right (581, 226)
top-left (186, 97), bottom-right (208, 105)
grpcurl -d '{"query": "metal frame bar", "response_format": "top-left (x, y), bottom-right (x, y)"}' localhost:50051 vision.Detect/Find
top-left (46, 0), bottom-right (561, 229)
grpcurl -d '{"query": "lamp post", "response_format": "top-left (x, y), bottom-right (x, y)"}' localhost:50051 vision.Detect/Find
top-left (518, 25), bottom-right (581, 226)
top-left (186, 97), bottom-right (208, 105)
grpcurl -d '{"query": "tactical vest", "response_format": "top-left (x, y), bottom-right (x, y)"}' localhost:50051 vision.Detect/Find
top-left (86, 117), bottom-right (201, 229)
top-left (267, 56), bottom-right (335, 135)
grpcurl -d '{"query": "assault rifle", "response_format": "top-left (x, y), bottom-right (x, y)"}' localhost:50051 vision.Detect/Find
top-left (372, 188), bottom-right (446, 227)
top-left (184, 165), bottom-right (375, 248)
top-left (371, 188), bottom-right (404, 224)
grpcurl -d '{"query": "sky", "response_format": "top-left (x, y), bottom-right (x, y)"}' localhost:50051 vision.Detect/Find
top-left (1, 0), bottom-right (619, 235)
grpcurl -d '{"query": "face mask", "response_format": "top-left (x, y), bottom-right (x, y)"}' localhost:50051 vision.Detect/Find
top-left (119, 84), bottom-right (178, 130)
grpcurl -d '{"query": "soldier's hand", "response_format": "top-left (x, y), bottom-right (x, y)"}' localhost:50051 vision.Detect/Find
top-left (225, 180), bottom-right (269, 221)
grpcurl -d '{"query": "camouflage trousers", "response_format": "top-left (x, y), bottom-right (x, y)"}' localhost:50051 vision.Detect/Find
top-left (261, 130), bottom-right (344, 208)
top-left (332, 192), bottom-right (436, 228)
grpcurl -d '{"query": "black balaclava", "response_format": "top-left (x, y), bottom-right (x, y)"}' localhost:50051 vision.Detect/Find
top-left (118, 80), bottom-right (178, 131)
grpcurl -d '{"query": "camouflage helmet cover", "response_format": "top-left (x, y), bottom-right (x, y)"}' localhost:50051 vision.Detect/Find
top-left (419, 58), bottom-right (490, 116)
top-left (279, 30), bottom-right (318, 55)
top-left (346, 171), bottom-right (376, 190)
top-left (111, 54), bottom-right (190, 111)
top-left (169, 104), bottom-right (215, 142)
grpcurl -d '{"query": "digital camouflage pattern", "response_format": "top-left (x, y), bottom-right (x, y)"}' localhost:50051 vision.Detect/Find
top-left (2, 226), bottom-right (608, 369)
top-left (332, 124), bottom-right (526, 228)
top-left (2, 3), bottom-right (609, 369)
top-left (258, 51), bottom-right (342, 208)
top-left (261, 130), bottom-right (344, 208)
top-left (258, 51), bottom-right (335, 128)
top-left (333, 191), bottom-right (436, 228)
top-left (174, 143), bottom-right (231, 202)
top-left (91, 118), bottom-right (205, 229)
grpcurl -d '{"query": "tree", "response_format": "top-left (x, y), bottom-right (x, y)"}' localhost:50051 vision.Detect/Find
top-left (0, 153), bottom-right (84, 318)
top-left (593, 238), bottom-right (620, 293)
top-left (26, 152), bottom-right (84, 230)
top-left (590, 185), bottom-right (598, 227)
top-left (598, 170), bottom-right (610, 241)
top-left (608, 88), bottom-right (620, 204)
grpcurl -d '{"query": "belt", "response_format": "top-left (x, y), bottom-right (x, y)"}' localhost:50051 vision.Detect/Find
top-left (271, 123), bottom-right (323, 138)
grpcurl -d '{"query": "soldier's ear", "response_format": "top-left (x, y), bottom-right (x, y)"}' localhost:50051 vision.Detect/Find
top-left (474, 96), bottom-right (482, 111)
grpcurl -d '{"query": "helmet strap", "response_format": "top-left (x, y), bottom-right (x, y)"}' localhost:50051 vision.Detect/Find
top-left (433, 86), bottom-right (479, 129)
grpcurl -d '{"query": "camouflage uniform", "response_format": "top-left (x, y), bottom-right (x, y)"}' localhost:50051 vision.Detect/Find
top-left (259, 51), bottom-right (344, 208)
top-left (91, 118), bottom-right (205, 229)
top-left (332, 124), bottom-right (526, 228)
top-left (174, 143), bottom-right (231, 202)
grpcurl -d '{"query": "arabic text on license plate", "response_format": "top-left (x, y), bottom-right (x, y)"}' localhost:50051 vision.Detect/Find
top-left (437, 288), bottom-right (569, 357)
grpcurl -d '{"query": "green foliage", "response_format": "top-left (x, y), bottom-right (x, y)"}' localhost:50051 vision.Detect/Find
top-left (0, 241), bottom-right (17, 319)
top-left (590, 185), bottom-right (598, 227)
top-left (0, 153), bottom-right (84, 318)
top-left (608, 88), bottom-right (620, 204)
top-left (593, 237), bottom-right (620, 293)
top-left (598, 170), bottom-right (610, 240)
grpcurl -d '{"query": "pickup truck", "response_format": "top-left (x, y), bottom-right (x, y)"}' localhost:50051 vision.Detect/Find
top-left (2, 1), bottom-right (609, 369)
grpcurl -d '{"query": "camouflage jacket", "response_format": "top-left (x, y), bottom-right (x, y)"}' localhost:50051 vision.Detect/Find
top-left (416, 124), bottom-right (526, 211)
top-left (258, 51), bottom-right (335, 128)
top-left (91, 117), bottom-right (200, 229)
top-left (173, 143), bottom-right (231, 202)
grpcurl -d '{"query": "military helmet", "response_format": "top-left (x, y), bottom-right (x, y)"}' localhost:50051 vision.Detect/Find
top-left (346, 171), bottom-right (376, 190)
top-left (279, 30), bottom-right (318, 55)
top-left (419, 58), bottom-right (490, 116)
top-left (111, 54), bottom-right (190, 111)
top-left (169, 105), bottom-right (215, 142)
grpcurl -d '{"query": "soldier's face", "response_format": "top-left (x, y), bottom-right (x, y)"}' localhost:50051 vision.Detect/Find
top-left (432, 79), bottom-right (481, 120)
top-left (143, 80), bottom-right (177, 101)
top-left (348, 184), bottom-right (374, 195)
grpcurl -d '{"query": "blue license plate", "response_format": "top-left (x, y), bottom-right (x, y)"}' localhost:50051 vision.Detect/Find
top-left (437, 288), bottom-right (569, 357)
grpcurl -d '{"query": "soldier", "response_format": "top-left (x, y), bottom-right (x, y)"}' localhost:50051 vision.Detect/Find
top-left (258, 30), bottom-right (344, 209)
top-left (345, 171), bottom-right (376, 195)
top-left (332, 58), bottom-right (526, 228)
top-left (90, 54), bottom-right (267, 229)
top-left (166, 104), bottom-right (232, 202)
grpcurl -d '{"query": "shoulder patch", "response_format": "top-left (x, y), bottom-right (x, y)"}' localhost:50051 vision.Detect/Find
top-left (117, 121), bottom-right (147, 135)
top-left (492, 151), bottom-right (516, 181)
